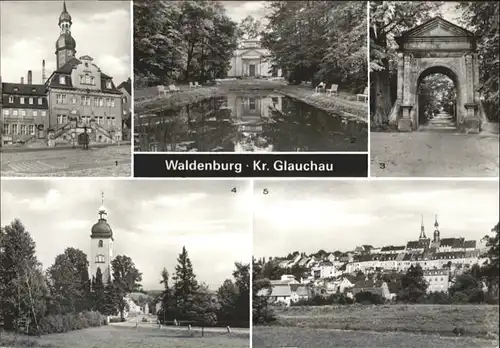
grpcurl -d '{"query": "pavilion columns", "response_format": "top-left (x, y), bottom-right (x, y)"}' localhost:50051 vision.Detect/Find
top-left (398, 54), bottom-right (413, 132)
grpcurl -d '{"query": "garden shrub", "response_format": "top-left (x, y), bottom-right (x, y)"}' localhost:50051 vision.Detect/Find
top-left (38, 311), bottom-right (105, 335)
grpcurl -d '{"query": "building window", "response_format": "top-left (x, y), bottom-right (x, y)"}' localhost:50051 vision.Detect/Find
top-left (123, 96), bottom-right (127, 103)
top-left (8, 96), bottom-right (14, 103)
top-left (3, 109), bottom-right (9, 116)
top-left (111, 99), bottom-right (115, 108)
top-left (41, 111), bottom-right (46, 117)
top-left (81, 75), bottom-right (93, 85)
top-left (29, 125), bottom-right (35, 135)
top-left (20, 124), bottom-right (26, 135)
top-left (56, 94), bottom-right (63, 104)
top-left (72, 97), bottom-right (77, 105)
top-left (12, 124), bottom-right (19, 135)
top-left (20, 97), bottom-right (25, 104)
top-left (33, 110), bottom-right (38, 117)
top-left (111, 117), bottom-right (116, 125)
top-left (3, 124), bottom-right (9, 134)
top-left (94, 98), bottom-right (99, 107)
top-left (95, 255), bottom-right (105, 263)
top-left (98, 240), bottom-right (103, 247)
top-left (106, 98), bottom-right (111, 107)
top-left (81, 96), bottom-right (91, 106)
top-left (20, 110), bottom-right (26, 117)
top-left (91, 77), bottom-right (95, 85)
top-left (59, 76), bottom-right (65, 84)
top-left (106, 80), bottom-right (112, 89)
top-left (29, 97), bottom-right (33, 104)
top-left (13, 110), bottom-right (18, 116)
top-left (13, 87), bottom-right (19, 92)
top-left (38, 97), bottom-right (43, 105)
top-left (99, 98), bottom-right (104, 107)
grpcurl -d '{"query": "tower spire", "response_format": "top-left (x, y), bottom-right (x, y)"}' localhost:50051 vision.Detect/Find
top-left (63, 0), bottom-right (67, 13)
top-left (101, 191), bottom-right (104, 205)
top-left (419, 214), bottom-right (426, 239)
top-left (434, 214), bottom-right (439, 227)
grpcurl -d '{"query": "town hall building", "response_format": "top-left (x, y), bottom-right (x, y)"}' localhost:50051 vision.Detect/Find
top-left (1, 1), bottom-right (125, 146)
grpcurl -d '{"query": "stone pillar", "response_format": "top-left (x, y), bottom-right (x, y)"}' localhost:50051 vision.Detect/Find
top-left (462, 53), bottom-right (480, 133)
top-left (398, 54), bottom-right (413, 132)
top-left (396, 53), bottom-right (404, 101)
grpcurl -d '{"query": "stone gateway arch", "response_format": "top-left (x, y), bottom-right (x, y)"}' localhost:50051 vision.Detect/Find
top-left (390, 17), bottom-right (485, 133)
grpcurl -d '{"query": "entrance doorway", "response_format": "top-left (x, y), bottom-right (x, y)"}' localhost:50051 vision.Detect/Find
top-left (417, 71), bottom-right (457, 131)
top-left (249, 64), bottom-right (256, 77)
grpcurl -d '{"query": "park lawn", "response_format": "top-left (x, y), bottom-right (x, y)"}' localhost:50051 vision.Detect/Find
top-left (0, 325), bottom-right (249, 348)
top-left (134, 80), bottom-right (368, 120)
top-left (272, 304), bottom-right (499, 336)
top-left (253, 326), bottom-right (498, 348)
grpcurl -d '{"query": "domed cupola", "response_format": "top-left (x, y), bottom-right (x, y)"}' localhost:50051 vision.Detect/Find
top-left (55, 0), bottom-right (76, 68)
top-left (59, 1), bottom-right (72, 26)
top-left (90, 192), bottom-right (113, 239)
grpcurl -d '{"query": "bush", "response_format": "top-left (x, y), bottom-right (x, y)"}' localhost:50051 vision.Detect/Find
top-left (354, 291), bottom-right (385, 305)
top-left (38, 311), bottom-right (105, 335)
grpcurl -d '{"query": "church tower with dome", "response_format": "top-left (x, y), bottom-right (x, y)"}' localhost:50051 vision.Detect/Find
top-left (55, 1), bottom-right (76, 69)
top-left (90, 192), bottom-right (114, 284)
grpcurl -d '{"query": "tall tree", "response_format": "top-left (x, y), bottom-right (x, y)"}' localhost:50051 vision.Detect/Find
top-left (398, 264), bottom-right (428, 303)
top-left (111, 255), bottom-right (143, 319)
top-left (134, 0), bottom-right (237, 86)
top-left (0, 219), bottom-right (48, 331)
top-left (262, 1), bottom-right (366, 90)
top-left (172, 246), bottom-right (199, 319)
top-left (216, 279), bottom-right (238, 323)
top-left (237, 15), bottom-right (263, 40)
top-left (252, 258), bottom-right (275, 324)
top-left (457, 2), bottom-right (499, 122)
top-left (91, 267), bottom-right (106, 314)
top-left (158, 267), bottom-right (172, 323)
top-left (481, 223), bottom-right (499, 302)
top-left (47, 247), bottom-right (91, 314)
top-left (369, 1), bottom-right (442, 125)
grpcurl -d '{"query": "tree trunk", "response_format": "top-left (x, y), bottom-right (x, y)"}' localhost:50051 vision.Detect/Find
top-left (372, 30), bottom-right (393, 127)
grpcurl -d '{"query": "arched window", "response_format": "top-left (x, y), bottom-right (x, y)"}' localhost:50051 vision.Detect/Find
top-left (98, 240), bottom-right (103, 248)
top-left (95, 254), bottom-right (105, 263)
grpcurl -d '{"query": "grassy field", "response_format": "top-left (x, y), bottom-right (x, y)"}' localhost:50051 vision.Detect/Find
top-left (252, 304), bottom-right (499, 347)
top-left (0, 325), bottom-right (249, 348)
top-left (253, 326), bottom-right (499, 348)
top-left (273, 304), bottom-right (499, 336)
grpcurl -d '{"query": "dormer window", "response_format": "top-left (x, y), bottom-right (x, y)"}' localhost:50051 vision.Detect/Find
top-left (20, 97), bottom-right (25, 104)
top-left (85, 62), bottom-right (89, 67)
top-left (38, 97), bottom-right (43, 105)
top-left (29, 97), bottom-right (33, 104)
top-left (8, 96), bottom-right (14, 103)
top-left (106, 80), bottom-right (112, 89)
top-left (59, 76), bottom-right (65, 84)
top-left (13, 87), bottom-right (18, 92)
top-left (32, 88), bottom-right (36, 93)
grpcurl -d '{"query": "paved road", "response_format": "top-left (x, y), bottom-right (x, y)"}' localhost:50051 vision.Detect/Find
top-left (1, 145), bottom-right (131, 177)
top-left (110, 318), bottom-right (250, 335)
top-left (371, 132), bottom-right (499, 177)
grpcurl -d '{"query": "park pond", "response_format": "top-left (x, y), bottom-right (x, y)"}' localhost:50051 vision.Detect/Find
top-left (135, 93), bottom-right (368, 152)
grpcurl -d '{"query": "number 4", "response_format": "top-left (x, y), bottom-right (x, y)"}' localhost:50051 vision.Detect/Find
top-left (231, 187), bottom-right (237, 193)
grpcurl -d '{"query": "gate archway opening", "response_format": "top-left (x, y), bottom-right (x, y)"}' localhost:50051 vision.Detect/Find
top-left (416, 67), bottom-right (458, 130)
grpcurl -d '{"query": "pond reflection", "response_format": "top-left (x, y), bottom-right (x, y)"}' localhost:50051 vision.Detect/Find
top-left (135, 94), bottom-right (367, 152)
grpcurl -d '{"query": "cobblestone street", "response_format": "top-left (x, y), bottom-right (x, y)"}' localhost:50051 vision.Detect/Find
top-left (371, 132), bottom-right (500, 177)
top-left (1, 145), bottom-right (131, 177)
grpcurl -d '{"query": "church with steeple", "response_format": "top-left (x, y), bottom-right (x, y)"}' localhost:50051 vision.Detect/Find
top-left (90, 192), bottom-right (114, 284)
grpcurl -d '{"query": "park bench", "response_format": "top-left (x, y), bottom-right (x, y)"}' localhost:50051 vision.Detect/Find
top-left (157, 85), bottom-right (168, 97)
top-left (189, 82), bottom-right (195, 89)
top-left (315, 82), bottom-right (326, 93)
top-left (194, 82), bottom-right (202, 88)
top-left (357, 87), bottom-right (368, 102)
top-left (168, 85), bottom-right (181, 93)
top-left (326, 84), bottom-right (339, 96)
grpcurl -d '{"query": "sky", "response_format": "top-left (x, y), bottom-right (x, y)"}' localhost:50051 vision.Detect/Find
top-left (1, 179), bottom-right (252, 291)
top-left (0, 0), bottom-right (131, 85)
top-left (222, 1), bottom-right (269, 24)
top-left (254, 180), bottom-right (499, 259)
